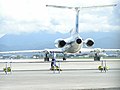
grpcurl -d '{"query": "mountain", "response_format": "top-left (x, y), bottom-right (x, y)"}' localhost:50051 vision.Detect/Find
top-left (80, 31), bottom-right (120, 49)
top-left (0, 31), bottom-right (120, 51)
top-left (0, 31), bottom-right (69, 51)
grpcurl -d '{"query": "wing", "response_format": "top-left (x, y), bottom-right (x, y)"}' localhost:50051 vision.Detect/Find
top-left (0, 50), bottom-right (43, 54)
top-left (80, 48), bottom-right (120, 53)
top-left (0, 48), bottom-right (63, 54)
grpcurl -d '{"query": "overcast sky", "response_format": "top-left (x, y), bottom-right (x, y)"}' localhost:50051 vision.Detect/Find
top-left (0, 0), bottom-right (120, 38)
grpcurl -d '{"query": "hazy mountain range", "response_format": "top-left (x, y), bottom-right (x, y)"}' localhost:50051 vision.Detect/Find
top-left (0, 31), bottom-right (120, 51)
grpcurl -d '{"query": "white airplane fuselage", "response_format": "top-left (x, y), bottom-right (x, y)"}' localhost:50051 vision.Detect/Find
top-left (61, 34), bottom-right (83, 53)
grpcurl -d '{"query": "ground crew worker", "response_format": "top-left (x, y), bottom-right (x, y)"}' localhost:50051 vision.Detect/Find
top-left (50, 52), bottom-right (62, 71)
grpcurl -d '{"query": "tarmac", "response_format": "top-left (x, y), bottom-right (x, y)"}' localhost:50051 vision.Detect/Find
top-left (0, 59), bottom-right (120, 90)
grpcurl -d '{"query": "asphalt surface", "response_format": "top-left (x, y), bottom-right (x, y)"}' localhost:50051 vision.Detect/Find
top-left (0, 59), bottom-right (120, 90)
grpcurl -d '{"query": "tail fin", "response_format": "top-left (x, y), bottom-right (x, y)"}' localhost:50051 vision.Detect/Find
top-left (69, 9), bottom-right (80, 35)
top-left (75, 9), bottom-right (79, 34)
top-left (46, 4), bottom-right (117, 34)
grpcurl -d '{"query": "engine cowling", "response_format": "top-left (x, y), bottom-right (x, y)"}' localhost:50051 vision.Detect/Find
top-left (76, 38), bottom-right (82, 44)
top-left (55, 39), bottom-right (66, 48)
top-left (84, 38), bottom-right (94, 47)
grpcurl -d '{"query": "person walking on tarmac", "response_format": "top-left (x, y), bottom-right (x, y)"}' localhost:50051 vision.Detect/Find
top-left (50, 52), bottom-right (62, 71)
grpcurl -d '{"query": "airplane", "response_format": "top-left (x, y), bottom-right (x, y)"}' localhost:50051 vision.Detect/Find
top-left (0, 4), bottom-right (119, 70)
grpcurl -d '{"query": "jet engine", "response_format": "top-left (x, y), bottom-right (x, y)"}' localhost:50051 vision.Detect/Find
top-left (84, 38), bottom-right (94, 47)
top-left (55, 39), bottom-right (66, 48)
top-left (76, 38), bottom-right (82, 44)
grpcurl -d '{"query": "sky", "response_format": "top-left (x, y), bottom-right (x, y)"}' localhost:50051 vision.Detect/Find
top-left (0, 0), bottom-right (120, 38)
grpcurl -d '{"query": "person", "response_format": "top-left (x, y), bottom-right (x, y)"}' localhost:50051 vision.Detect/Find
top-left (50, 52), bottom-right (62, 71)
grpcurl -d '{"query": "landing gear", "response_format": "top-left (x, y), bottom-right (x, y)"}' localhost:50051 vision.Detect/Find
top-left (63, 54), bottom-right (66, 61)
top-left (63, 57), bottom-right (66, 61)
top-left (94, 53), bottom-right (100, 61)
top-left (44, 53), bottom-right (49, 61)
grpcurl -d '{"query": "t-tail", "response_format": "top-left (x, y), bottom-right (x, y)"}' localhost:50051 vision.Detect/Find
top-left (46, 4), bottom-right (116, 35)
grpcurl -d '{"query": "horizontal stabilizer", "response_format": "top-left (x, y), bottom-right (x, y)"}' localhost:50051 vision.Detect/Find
top-left (46, 4), bottom-right (117, 10)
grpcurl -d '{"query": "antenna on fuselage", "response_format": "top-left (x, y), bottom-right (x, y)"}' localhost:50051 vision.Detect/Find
top-left (46, 4), bottom-right (117, 34)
